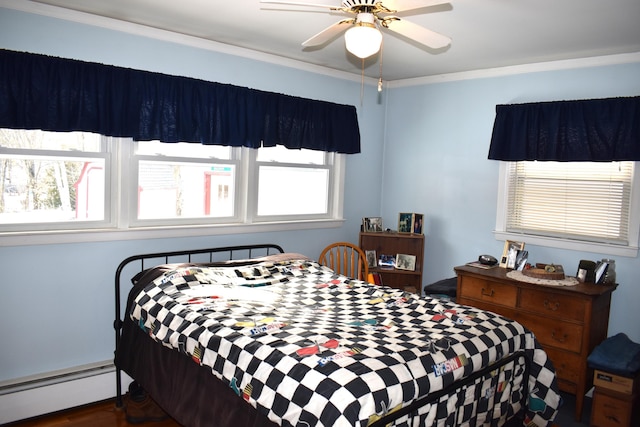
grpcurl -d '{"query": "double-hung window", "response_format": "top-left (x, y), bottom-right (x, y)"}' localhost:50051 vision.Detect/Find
top-left (496, 161), bottom-right (640, 256)
top-left (129, 141), bottom-right (239, 226)
top-left (252, 145), bottom-right (337, 221)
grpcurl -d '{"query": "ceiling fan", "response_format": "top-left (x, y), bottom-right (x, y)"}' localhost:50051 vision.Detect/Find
top-left (260, 0), bottom-right (452, 59)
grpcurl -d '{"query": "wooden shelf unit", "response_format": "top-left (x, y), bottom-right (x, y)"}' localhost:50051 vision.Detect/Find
top-left (359, 231), bottom-right (425, 293)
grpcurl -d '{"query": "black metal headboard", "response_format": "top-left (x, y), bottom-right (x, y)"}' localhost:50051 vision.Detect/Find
top-left (113, 243), bottom-right (284, 406)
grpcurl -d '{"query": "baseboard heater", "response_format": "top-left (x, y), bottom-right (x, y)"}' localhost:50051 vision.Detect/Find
top-left (0, 361), bottom-right (128, 425)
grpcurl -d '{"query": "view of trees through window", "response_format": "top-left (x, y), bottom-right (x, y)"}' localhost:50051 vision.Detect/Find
top-left (0, 129), bottom-right (104, 224)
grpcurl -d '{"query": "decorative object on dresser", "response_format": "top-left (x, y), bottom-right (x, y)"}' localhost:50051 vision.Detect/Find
top-left (397, 212), bottom-right (424, 234)
top-left (359, 231), bottom-right (424, 293)
top-left (455, 264), bottom-right (617, 422)
top-left (521, 263), bottom-right (565, 280)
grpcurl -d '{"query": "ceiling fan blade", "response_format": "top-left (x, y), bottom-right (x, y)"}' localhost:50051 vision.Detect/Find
top-left (383, 17), bottom-right (451, 49)
top-left (302, 19), bottom-right (354, 46)
top-left (260, 0), bottom-right (340, 10)
top-left (380, 0), bottom-right (450, 13)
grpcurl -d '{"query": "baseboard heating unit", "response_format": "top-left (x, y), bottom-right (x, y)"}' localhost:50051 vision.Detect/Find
top-left (0, 361), bottom-right (130, 424)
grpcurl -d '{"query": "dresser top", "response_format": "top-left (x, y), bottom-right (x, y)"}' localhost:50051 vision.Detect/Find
top-left (455, 264), bottom-right (618, 297)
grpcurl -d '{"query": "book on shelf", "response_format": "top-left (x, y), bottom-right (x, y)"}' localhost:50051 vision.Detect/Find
top-left (367, 272), bottom-right (383, 285)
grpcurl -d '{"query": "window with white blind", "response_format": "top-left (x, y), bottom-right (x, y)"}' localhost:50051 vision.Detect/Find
top-left (495, 161), bottom-right (640, 256)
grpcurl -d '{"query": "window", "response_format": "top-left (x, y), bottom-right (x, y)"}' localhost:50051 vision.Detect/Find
top-left (1, 129), bottom-right (344, 238)
top-left (0, 129), bottom-right (112, 231)
top-left (496, 161), bottom-right (640, 256)
top-left (253, 145), bottom-right (333, 219)
top-left (130, 141), bottom-right (238, 226)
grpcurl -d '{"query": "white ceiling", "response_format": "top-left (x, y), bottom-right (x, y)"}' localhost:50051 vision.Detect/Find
top-left (13, 0), bottom-right (640, 81)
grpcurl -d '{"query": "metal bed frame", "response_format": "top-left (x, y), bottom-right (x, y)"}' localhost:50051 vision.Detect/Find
top-left (114, 243), bottom-right (284, 408)
top-left (113, 243), bottom-right (530, 426)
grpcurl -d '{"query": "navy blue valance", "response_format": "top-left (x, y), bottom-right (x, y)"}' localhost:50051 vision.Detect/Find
top-left (488, 96), bottom-right (640, 161)
top-left (0, 49), bottom-right (361, 154)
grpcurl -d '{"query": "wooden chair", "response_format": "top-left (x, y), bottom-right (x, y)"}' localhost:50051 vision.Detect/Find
top-left (318, 242), bottom-right (369, 282)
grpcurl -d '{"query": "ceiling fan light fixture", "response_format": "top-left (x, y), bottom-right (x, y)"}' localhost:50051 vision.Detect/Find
top-left (345, 21), bottom-right (382, 59)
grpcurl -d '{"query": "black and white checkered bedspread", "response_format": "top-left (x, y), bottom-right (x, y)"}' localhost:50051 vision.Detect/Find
top-left (131, 259), bottom-right (559, 426)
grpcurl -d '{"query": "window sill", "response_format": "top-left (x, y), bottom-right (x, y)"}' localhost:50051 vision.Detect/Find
top-left (494, 230), bottom-right (638, 258)
top-left (0, 219), bottom-right (345, 247)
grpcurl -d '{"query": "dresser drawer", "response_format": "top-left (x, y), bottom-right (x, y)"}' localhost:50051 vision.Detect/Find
top-left (519, 288), bottom-right (585, 322)
top-left (517, 312), bottom-right (583, 353)
top-left (591, 389), bottom-right (634, 427)
top-left (458, 276), bottom-right (517, 308)
top-left (544, 347), bottom-right (582, 386)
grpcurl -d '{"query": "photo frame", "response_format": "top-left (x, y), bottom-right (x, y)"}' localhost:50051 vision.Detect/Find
top-left (365, 250), bottom-right (377, 268)
top-left (412, 213), bottom-right (424, 234)
top-left (395, 253), bottom-right (416, 271)
top-left (500, 240), bottom-right (525, 269)
top-left (398, 213), bottom-right (413, 233)
top-left (363, 217), bottom-right (383, 232)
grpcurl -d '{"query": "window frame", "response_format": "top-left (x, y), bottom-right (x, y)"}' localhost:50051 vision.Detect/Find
top-left (494, 161), bottom-right (640, 257)
top-left (0, 135), bottom-right (117, 232)
top-left (248, 148), bottom-right (338, 223)
top-left (0, 132), bottom-right (346, 246)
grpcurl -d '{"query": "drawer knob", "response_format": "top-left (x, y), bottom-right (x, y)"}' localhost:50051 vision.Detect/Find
top-left (543, 299), bottom-right (560, 311)
top-left (551, 330), bottom-right (568, 343)
top-left (605, 414), bottom-right (621, 423)
top-left (481, 287), bottom-right (495, 297)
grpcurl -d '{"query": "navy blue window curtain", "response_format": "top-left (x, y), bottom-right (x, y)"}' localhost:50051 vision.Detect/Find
top-left (0, 49), bottom-right (361, 154)
top-left (488, 96), bottom-right (640, 161)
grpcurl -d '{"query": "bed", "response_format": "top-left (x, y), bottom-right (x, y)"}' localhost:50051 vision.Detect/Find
top-left (114, 244), bottom-right (560, 427)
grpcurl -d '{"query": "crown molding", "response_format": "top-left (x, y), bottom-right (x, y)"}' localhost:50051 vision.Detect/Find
top-left (388, 52), bottom-right (640, 88)
top-left (2, 0), bottom-right (638, 88)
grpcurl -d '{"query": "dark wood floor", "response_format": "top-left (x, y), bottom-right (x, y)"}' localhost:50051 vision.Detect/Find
top-left (7, 399), bottom-right (181, 427)
top-left (7, 393), bottom-right (580, 427)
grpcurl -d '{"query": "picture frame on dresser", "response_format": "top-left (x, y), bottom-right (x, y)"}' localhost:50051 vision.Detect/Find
top-left (500, 240), bottom-right (525, 269)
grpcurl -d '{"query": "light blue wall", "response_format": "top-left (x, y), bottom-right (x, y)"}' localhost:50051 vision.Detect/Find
top-left (382, 63), bottom-right (640, 343)
top-left (0, 7), bottom-right (385, 381)
top-left (1, 6), bottom-right (639, 385)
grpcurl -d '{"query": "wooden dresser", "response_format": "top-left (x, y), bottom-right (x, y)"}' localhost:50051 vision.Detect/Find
top-left (454, 264), bottom-right (617, 421)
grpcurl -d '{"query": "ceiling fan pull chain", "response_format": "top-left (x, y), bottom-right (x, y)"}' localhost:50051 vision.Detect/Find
top-left (360, 57), bottom-right (365, 106)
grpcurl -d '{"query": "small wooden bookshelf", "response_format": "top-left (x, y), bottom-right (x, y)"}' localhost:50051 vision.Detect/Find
top-left (359, 231), bottom-right (425, 293)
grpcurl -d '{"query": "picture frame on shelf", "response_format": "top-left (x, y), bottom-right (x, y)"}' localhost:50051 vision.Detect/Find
top-left (395, 253), bottom-right (416, 271)
top-left (500, 240), bottom-right (525, 269)
top-left (365, 250), bottom-right (377, 268)
top-left (363, 217), bottom-right (383, 232)
top-left (412, 213), bottom-right (424, 234)
top-left (398, 213), bottom-right (413, 233)
top-left (378, 254), bottom-right (396, 269)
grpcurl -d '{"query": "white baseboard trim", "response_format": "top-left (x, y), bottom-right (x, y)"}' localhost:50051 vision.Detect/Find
top-left (0, 367), bottom-right (131, 424)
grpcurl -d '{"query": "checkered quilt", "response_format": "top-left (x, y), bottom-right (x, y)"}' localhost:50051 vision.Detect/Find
top-left (130, 258), bottom-right (559, 427)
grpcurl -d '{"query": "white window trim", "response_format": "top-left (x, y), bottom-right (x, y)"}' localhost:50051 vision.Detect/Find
top-left (0, 138), bottom-right (347, 247)
top-left (494, 161), bottom-right (640, 258)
